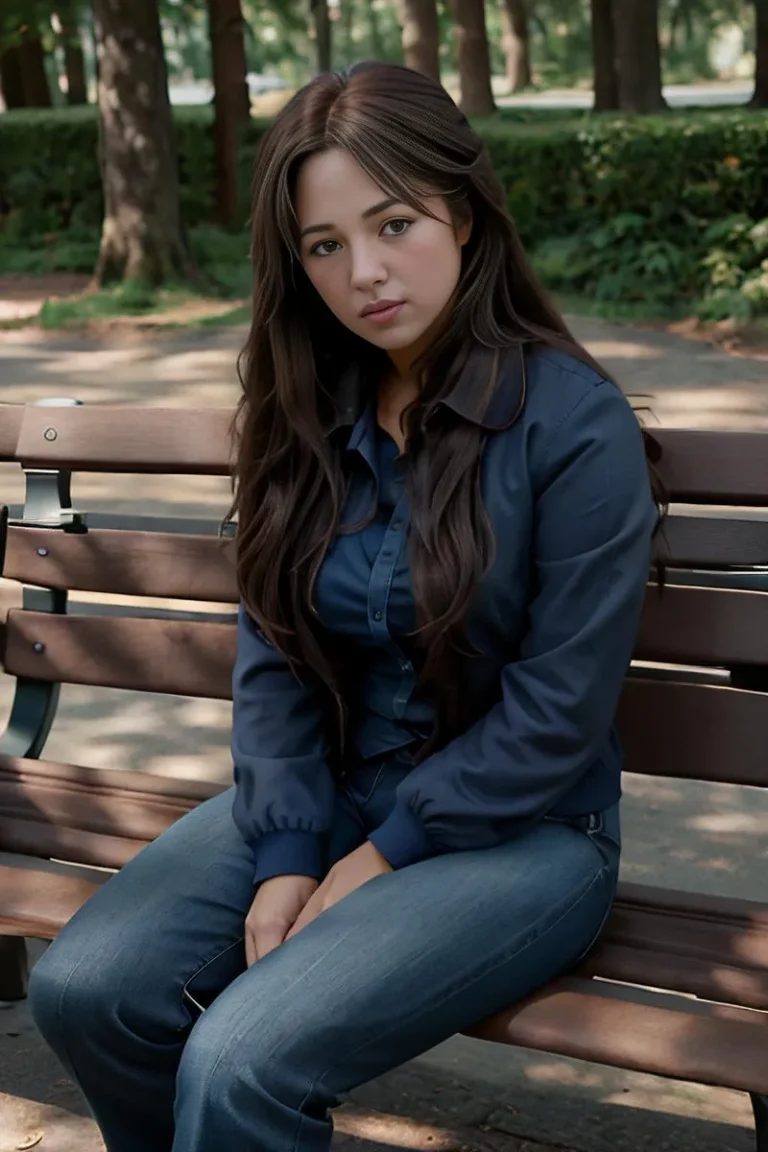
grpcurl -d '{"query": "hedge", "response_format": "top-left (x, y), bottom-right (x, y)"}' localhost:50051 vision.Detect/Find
top-left (1, 104), bottom-right (767, 314)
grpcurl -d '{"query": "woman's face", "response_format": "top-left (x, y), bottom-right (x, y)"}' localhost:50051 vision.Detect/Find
top-left (295, 148), bottom-right (470, 367)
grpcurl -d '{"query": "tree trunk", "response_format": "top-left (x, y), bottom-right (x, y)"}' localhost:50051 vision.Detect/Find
top-left (207, 0), bottom-right (250, 228)
top-left (57, 2), bottom-right (89, 104)
top-left (0, 46), bottom-right (25, 109)
top-left (367, 0), bottom-right (385, 59)
top-left (91, 0), bottom-right (193, 286)
top-left (751, 0), bottom-right (768, 108)
top-left (396, 0), bottom-right (440, 82)
top-left (590, 0), bottom-right (618, 110)
top-left (611, 0), bottom-right (666, 113)
top-left (451, 0), bottom-right (496, 115)
top-left (18, 32), bottom-right (52, 106)
top-left (311, 0), bottom-right (332, 73)
top-left (499, 0), bottom-right (530, 93)
top-left (64, 35), bottom-right (87, 103)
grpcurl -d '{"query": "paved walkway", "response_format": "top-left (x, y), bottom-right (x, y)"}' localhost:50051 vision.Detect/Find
top-left (0, 317), bottom-right (766, 1152)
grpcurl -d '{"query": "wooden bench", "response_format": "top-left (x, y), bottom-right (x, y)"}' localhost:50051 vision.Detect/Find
top-left (0, 400), bottom-right (766, 1149)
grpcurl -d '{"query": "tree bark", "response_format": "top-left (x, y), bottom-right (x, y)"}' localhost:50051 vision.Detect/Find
top-left (396, 0), bottom-right (440, 82)
top-left (207, 0), bottom-right (249, 228)
top-left (311, 0), bottom-right (332, 73)
top-left (451, 0), bottom-right (496, 115)
top-left (590, 0), bottom-right (618, 110)
top-left (57, 2), bottom-right (89, 104)
top-left (0, 46), bottom-right (25, 109)
top-left (751, 0), bottom-right (768, 108)
top-left (611, 0), bottom-right (666, 113)
top-left (18, 31), bottom-right (52, 106)
top-left (500, 0), bottom-right (530, 93)
top-left (91, 0), bottom-right (193, 286)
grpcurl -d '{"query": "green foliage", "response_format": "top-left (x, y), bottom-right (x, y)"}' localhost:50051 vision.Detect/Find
top-left (484, 108), bottom-right (768, 319)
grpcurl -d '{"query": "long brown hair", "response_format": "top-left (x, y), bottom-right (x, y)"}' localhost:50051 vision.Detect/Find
top-left (230, 60), bottom-right (659, 762)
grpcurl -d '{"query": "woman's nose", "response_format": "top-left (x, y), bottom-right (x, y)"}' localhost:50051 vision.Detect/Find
top-left (349, 241), bottom-right (387, 291)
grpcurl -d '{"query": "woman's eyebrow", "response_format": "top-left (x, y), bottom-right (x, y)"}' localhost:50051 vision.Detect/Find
top-left (300, 197), bottom-right (403, 239)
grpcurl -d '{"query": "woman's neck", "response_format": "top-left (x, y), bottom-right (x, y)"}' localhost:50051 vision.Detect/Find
top-left (377, 371), bottom-right (419, 453)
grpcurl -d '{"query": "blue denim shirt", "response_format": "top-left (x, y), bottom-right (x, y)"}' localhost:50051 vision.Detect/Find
top-left (232, 345), bottom-right (657, 880)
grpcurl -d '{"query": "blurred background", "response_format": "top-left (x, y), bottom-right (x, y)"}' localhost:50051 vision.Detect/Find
top-left (0, 0), bottom-right (766, 338)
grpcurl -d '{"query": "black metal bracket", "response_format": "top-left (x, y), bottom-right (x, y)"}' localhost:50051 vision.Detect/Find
top-left (0, 398), bottom-right (82, 761)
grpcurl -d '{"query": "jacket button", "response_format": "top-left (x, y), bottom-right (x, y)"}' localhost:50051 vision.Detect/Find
top-left (373, 610), bottom-right (383, 622)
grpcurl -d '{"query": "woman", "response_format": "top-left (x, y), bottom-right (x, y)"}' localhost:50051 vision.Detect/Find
top-left (29, 61), bottom-right (658, 1152)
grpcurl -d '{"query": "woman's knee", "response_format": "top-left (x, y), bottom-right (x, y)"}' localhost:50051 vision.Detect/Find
top-left (176, 990), bottom-right (317, 1114)
top-left (28, 920), bottom-right (164, 1048)
top-left (28, 933), bottom-right (105, 1043)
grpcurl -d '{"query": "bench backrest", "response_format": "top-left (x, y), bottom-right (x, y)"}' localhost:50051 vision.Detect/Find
top-left (1, 405), bottom-right (768, 866)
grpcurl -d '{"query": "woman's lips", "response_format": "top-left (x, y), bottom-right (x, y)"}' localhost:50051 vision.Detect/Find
top-left (360, 301), bottom-right (404, 324)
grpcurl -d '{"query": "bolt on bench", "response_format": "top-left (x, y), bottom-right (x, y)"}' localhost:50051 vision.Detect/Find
top-left (0, 401), bottom-right (765, 1148)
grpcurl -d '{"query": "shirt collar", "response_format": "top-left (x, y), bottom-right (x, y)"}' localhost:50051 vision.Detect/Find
top-left (322, 343), bottom-right (527, 439)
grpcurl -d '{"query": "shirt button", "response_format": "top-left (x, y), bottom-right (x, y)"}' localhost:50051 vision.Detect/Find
top-left (400, 660), bottom-right (412, 672)
top-left (373, 610), bottom-right (383, 622)
top-left (392, 520), bottom-right (403, 531)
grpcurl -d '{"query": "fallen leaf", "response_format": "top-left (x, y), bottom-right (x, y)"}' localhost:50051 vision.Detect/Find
top-left (16, 1131), bottom-right (44, 1150)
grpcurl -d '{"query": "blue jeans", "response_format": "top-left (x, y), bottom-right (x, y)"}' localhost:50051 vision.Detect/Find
top-left (28, 759), bottom-right (620, 1152)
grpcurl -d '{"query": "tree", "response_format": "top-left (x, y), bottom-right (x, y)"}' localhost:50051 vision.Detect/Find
top-left (56, 1), bottom-right (88, 104)
top-left (451, 0), bottom-right (496, 115)
top-left (311, 0), bottom-right (331, 72)
top-left (611, 0), bottom-right (666, 113)
top-left (500, 0), bottom-right (530, 93)
top-left (207, 0), bottom-right (249, 228)
top-left (91, 0), bottom-right (193, 285)
top-left (397, 0), bottom-right (440, 82)
top-left (752, 0), bottom-right (768, 107)
top-left (590, 0), bottom-right (618, 110)
top-left (0, 4), bottom-right (52, 109)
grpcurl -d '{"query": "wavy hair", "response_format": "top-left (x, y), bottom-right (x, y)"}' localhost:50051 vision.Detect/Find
top-left (229, 60), bottom-right (661, 764)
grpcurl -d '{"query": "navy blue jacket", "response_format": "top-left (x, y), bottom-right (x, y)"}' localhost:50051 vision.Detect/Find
top-left (231, 345), bottom-right (657, 880)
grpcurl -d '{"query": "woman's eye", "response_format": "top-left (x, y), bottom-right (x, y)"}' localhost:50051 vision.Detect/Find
top-left (382, 218), bottom-right (412, 237)
top-left (311, 239), bottom-right (340, 257)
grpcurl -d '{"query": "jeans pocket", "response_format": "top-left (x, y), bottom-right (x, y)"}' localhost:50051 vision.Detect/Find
top-left (181, 938), bottom-right (246, 1023)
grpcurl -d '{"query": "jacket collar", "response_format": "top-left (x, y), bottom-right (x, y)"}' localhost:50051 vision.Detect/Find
top-left (323, 343), bottom-right (527, 437)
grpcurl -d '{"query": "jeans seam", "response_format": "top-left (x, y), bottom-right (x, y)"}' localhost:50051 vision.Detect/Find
top-left (50, 946), bottom-right (91, 1080)
top-left (297, 856), bottom-right (615, 1118)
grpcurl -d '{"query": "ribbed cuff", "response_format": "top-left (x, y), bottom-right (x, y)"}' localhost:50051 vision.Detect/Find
top-left (368, 801), bottom-right (437, 870)
top-left (252, 830), bottom-right (324, 884)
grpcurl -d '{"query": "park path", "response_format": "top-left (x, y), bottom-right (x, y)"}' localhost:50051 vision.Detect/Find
top-left (0, 316), bottom-right (765, 1152)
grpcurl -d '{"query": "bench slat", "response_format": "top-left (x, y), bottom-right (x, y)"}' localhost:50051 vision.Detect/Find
top-left (653, 428), bottom-right (768, 505)
top-left (466, 976), bottom-right (768, 1095)
top-left (9, 406), bottom-right (234, 475)
top-left (1, 402), bottom-right (768, 503)
top-left (636, 583), bottom-right (768, 666)
top-left (657, 512), bottom-right (768, 567)
top-left (4, 526), bottom-right (239, 603)
top-left (0, 756), bottom-right (224, 869)
top-left (619, 678), bottom-right (768, 788)
top-left (3, 611), bottom-right (236, 699)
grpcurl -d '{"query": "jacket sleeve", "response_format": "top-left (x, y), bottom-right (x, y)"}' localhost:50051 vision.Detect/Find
top-left (231, 603), bottom-right (336, 882)
top-left (369, 381), bottom-right (657, 870)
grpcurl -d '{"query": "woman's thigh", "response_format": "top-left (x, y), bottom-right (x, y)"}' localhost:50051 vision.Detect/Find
top-left (179, 812), bottom-right (619, 1102)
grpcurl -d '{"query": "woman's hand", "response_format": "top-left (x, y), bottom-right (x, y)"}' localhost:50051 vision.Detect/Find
top-left (285, 841), bottom-right (392, 941)
top-left (245, 874), bottom-right (319, 966)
